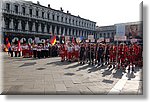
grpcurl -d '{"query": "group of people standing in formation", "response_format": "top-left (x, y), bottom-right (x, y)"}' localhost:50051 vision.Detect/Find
top-left (6, 41), bottom-right (143, 72)
top-left (59, 42), bottom-right (143, 72)
top-left (7, 43), bottom-right (59, 58)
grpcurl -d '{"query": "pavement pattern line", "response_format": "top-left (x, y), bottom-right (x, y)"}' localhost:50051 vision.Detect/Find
top-left (108, 68), bottom-right (142, 95)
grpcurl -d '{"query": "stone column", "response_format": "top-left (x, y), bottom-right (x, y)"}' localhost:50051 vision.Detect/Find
top-left (44, 24), bottom-right (47, 33)
top-left (25, 21), bottom-right (28, 31)
top-left (38, 23), bottom-right (41, 32)
top-left (2, 16), bottom-right (5, 28)
top-left (32, 22), bottom-right (35, 32)
top-left (59, 26), bottom-right (61, 35)
top-left (18, 20), bottom-right (22, 31)
top-left (54, 26), bottom-right (57, 35)
top-left (49, 25), bottom-right (52, 34)
top-left (11, 2), bottom-right (14, 13)
top-left (70, 29), bottom-right (73, 36)
top-left (63, 27), bottom-right (65, 36)
top-left (77, 30), bottom-right (79, 37)
top-left (10, 19), bottom-right (14, 30)
top-left (67, 28), bottom-right (69, 35)
top-left (74, 29), bottom-right (76, 36)
top-left (25, 6), bottom-right (29, 16)
top-left (83, 30), bottom-right (85, 38)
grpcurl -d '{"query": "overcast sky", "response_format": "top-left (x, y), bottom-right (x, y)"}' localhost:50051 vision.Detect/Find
top-left (30, 0), bottom-right (141, 26)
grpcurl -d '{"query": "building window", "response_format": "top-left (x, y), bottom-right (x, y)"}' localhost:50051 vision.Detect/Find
top-left (6, 3), bottom-right (10, 11)
top-left (76, 21), bottom-right (78, 25)
top-left (112, 32), bottom-right (114, 37)
top-left (14, 5), bottom-right (18, 13)
top-left (57, 15), bottom-right (59, 21)
top-left (36, 10), bottom-right (38, 17)
top-left (52, 14), bottom-right (55, 20)
top-left (22, 7), bottom-right (25, 15)
top-left (61, 17), bottom-right (63, 22)
top-left (99, 33), bottom-right (101, 37)
top-left (28, 21), bottom-right (32, 32)
top-left (69, 19), bottom-right (71, 24)
top-left (29, 9), bottom-right (32, 16)
top-left (72, 19), bottom-right (74, 25)
top-left (21, 20), bottom-right (26, 31)
top-left (65, 17), bottom-right (67, 23)
top-left (35, 22), bottom-right (38, 32)
top-left (41, 23), bottom-right (44, 33)
top-left (104, 33), bottom-right (106, 38)
top-left (107, 33), bottom-right (110, 38)
top-left (47, 13), bottom-right (49, 19)
top-left (42, 12), bottom-right (44, 18)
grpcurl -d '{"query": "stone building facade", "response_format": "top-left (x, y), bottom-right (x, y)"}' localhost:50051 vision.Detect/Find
top-left (1, 0), bottom-right (96, 42)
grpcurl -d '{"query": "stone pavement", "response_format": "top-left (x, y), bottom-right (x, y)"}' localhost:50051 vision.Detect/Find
top-left (1, 52), bottom-right (143, 95)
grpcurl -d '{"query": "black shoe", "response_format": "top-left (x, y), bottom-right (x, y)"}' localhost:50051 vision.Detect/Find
top-left (109, 65), bottom-right (112, 68)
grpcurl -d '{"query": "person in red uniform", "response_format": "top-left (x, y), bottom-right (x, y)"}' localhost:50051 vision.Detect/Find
top-left (60, 44), bottom-right (65, 62)
top-left (118, 43), bottom-right (126, 69)
top-left (128, 44), bottom-right (135, 72)
top-left (74, 43), bottom-right (80, 62)
top-left (67, 43), bottom-right (73, 62)
top-left (64, 44), bottom-right (68, 61)
top-left (109, 45), bottom-right (117, 68)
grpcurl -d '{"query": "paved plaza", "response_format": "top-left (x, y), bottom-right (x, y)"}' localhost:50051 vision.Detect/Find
top-left (1, 52), bottom-right (142, 95)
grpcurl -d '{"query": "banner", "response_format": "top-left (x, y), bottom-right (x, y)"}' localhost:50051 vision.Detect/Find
top-left (65, 36), bottom-right (70, 42)
top-left (91, 39), bottom-right (95, 43)
top-left (88, 35), bottom-right (94, 40)
top-left (114, 35), bottom-right (127, 41)
top-left (35, 37), bottom-right (40, 43)
top-left (97, 38), bottom-right (104, 42)
top-left (105, 38), bottom-right (110, 42)
top-left (130, 38), bottom-right (137, 43)
top-left (116, 24), bottom-right (125, 36)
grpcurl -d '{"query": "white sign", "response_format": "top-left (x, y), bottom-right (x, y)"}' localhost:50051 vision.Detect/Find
top-left (116, 24), bottom-right (125, 36)
top-left (114, 36), bottom-right (127, 41)
top-left (91, 39), bottom-right (95, 42)
top-left (88, 35), bottom-right (94, 40)
top-left (105, 38), bottom-right (110, 42)
top-left (86, 40), bottom-right (89, 42)
top-left (130, 38), bottom-right (137, 43)
top-left (97, 38), bottom-right (104, 42)
top-left (65, 36), bottom-right (70, 41)
top-left (35, 37), bottom-right (40, 43)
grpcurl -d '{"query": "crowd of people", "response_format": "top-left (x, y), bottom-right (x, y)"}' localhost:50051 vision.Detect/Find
top-left (4, 43), bottom-right (59, 58)
top-left (3, 40), bottom-right (143, 72)
top-left (59, 42), bottom-right (143, 72)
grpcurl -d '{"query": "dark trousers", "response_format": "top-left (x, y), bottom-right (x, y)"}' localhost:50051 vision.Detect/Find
top-left (37, 51), bottom-right (41, 59)
top-left (15, 51), bottom-right (17, 57)
top-left (33, 50), bottom-right (37, 58)
top-left (11, 51), bottom-right (13, 57)
top-left (18, 51), bottom-right (21, 57)
top-left (98, 55), bottom-right (104, 65)
top-left (45, 50), bottom-right (48, 58)
top-left (88, 53), bottom-right (94, 63)
top-left (41, 50), bottom-right (44, 58)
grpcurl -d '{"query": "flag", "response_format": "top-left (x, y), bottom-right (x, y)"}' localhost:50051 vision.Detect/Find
top-left (18, 40), bottom-right (21, 51)
top-left (72, 37), bottom-right (76, 45)
top-left (79, 36), bottom-right (83, 43)
top-left (50, 36), bottom-right (56, 45)
top-left (6, 38), bottom-right (11, 49)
